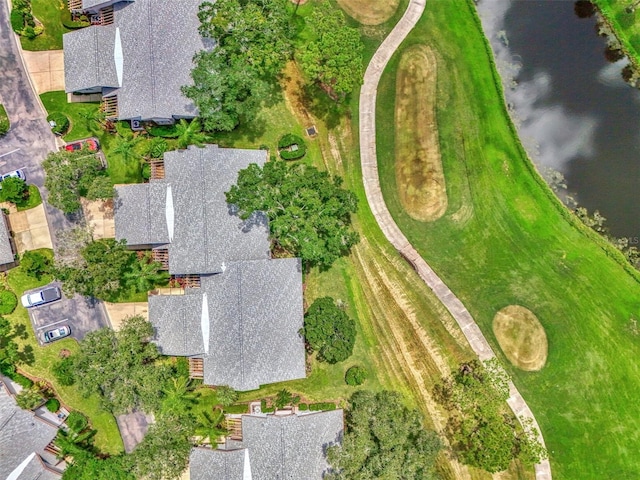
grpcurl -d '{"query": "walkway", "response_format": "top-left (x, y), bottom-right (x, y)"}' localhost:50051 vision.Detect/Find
top-left (358, 0), bottom-right (552, 478)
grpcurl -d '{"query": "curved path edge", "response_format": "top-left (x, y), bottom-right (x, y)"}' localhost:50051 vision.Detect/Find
top-left (358, 1), bottom-right (552, 478)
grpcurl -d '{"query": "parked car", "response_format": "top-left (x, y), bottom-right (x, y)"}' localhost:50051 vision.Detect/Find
top-left (0, 169), bottom-right (26, 183)
top-left (64, 137), bottom-right (100, 152)
top-left (43, 325), bottom-right (70, 343)
top-left (21, 286), bottom-right (62, 308)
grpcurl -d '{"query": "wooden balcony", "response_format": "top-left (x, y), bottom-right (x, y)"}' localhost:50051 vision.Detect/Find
top-left (151, 248), bottom-right (169, 270)
top-left (189, 357), bottom-right (204, 379)
top-left (100, 6), bottom-right (114, 25)
top-left (150, 160), bottom-right (165, 180)
top-left (68, 0), bottom-right (82, 11)
top-left (100, 96), bottom-right (118, 119)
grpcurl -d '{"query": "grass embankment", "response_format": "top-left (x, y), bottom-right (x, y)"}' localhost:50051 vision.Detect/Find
top-left (219, 7), bottom-right (532, 478)
top-left (16, 185), bottom-right (42, 211)
top-left (394, 45), bottom-right (446, 222)
top-left (20, 0), bottom-right (68, 51)
top-left (493, 306), bottom-right (548, 372)
top-left (6, 249), bottom-right (123, 454)
top-left (594, 0), bottom-right (640, 71)
top-left (0, 103), bottom-right (9, 133)
top-left (336, 0), bottom-right (400, 25)
top-left (375, 0), bottom-right (640, 477)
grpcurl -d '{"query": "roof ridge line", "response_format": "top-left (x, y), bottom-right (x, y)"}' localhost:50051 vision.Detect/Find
top-left (148, 0), bottom-right (156, 116)
top-left (238, 264), bottom-right (245, 389)
top-left (0, 409), bottom-right (17, 432)
top-left (200, 148), bottom-right (209, 272)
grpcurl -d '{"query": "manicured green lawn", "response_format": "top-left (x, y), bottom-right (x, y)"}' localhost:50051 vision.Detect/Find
top-left (16, 185), bottom-right (42, 211)
top-left (6, 250), bottom-right (123, 454)
top-left (375, 1), bottom-right (640, 478)
top-left (39, 91), bottom-right (143, 184)
top-left (20, 0), bottom-right (68, 51)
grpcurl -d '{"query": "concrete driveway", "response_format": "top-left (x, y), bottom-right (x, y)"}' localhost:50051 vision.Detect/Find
top-left (21, 50), bottom-right (65, 94)
top-left (7, 203), bottom-right (53, 254)
top-left (25, 282), bottom-right (110, 344)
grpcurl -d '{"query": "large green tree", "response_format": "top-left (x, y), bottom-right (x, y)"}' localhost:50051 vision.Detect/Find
top-left (326, 390), bottom-right (442, 479)
top-left (226, 160), bottom-right (359, 269)
top-left (0, 177), bottom-right (29, 204)
top-left (297, 1), bottom-right (364, 98)
top-left (71, 316), bottom-right (171, 414)
top-left (184, 0), bottom-right (293, 131)
top-left (433, 360), bottom-right (547, 473)
top-left (302, 297), bottom-right (356, 363)
top-left (55, 238), bottom-right (132, 299)
top-left (43, 149), bottom-right (107, 213)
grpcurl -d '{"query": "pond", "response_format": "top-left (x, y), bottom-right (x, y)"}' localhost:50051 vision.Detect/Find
top-left (477, 0), bottom-right (640, 239)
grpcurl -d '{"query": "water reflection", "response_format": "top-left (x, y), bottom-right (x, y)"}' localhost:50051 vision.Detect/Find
top-left (476, 0), bottom-right (640, 238)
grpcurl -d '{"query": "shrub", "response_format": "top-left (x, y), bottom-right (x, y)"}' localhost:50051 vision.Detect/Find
top-left (10, 9), bottom-right (24, 33)
top-left (141, 163), bottom-right (151, 180)
top-left (0, 178), bottom-right (29, 205)
top-left (9, 372), bottom-right (34, 389)
top-left (16, 388), bottom-right (43, 410)
top-left (23, 26), bottom-right (37, 40)
top-left (0, 289), bottom-right (18, 315)
top-left (147, 125), bottom-right (179, 138)
top-left (21, 250), bottom-right (52, 279)
top-left (345, 366), bottom-right (368, 386)
top-left (52, 357), bottom-right (75, 386)
top-left (47, 112), bottom-right (70, 136)
top-left (66, 411), bottom-right (88, 433)
top-left (60, 7), bottom-right (90, 29)
top-left (309, 402), bottom-right (337, 411)
top-left (298, 403), bottom-right (308, 411)
top-left (45, 398), bottom-right (60, 413)
top-left (302, 297), bottom-right (356, 364)
top-left (278, 133), bottom-right (306, 160)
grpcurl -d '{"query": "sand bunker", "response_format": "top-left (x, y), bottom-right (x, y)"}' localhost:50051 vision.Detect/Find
top-left (493, 305), bottom-right (548, 371)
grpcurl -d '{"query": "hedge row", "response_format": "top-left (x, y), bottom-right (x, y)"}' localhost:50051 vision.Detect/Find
top-left (309, 402), bottom-right (337, 411)
top-left (223, 404), bottom-right (249, 414)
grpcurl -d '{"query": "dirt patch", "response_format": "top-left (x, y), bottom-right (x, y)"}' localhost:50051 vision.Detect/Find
top-left (337, 0), bottom-right (400, 25)
top-left (493, 305), bottom-right (548, 371)
top-left (395, 45), bottom-right (448, 222)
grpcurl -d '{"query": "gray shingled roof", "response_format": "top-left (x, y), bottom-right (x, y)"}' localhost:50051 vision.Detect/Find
top-left (0, 214), bottom-right (14, 266)
top-left (240, 411), bottom-right (344, 480)
top-left (148, 294), bottom-right (204, 357)
top-left (190, 411), bottom-right (343, 480)
top-left (114, 145), bottom-right (270, 274)
top-left (65, 0), bottom-right (205, 120)
top-left (189, 447), bottom-right (247, 480)
top-left (114, 183), bottom-right (169, 246)
top-left (0, 387), bottom-right (59, 479)
top-left (202, 259), bottom-right (306, 391)
top-left (63, 25), bottom-right (119, 93)
top-left (164, 146), bottom-right (270, 275)
top-left (148, 258), bottom-right (305, 391)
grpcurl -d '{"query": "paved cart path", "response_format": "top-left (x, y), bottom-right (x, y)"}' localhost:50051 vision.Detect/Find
top-left (357, 0), bottom-right (552, 478)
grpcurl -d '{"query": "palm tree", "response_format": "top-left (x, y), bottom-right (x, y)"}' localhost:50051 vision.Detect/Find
top-left (124, 252), bottom-right (169, 293)
top-left (78, 109), bottom-right (106, 135)
top-left (161, 377), bottom-right (200, 414)
top-left (53, 428), bottom-right (97, 459)
top-left (175, 118), bottom-right (209, 149)
top-left (112, 136), bottom-right (141, 165)
top-left (196, 408), bottom-right (228, 445)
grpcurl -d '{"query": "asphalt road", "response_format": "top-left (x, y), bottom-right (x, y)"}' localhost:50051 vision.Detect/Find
top-left (0, 0), bottom-right (76, 249)
top-left (0, 4), bottom-right (110, 337)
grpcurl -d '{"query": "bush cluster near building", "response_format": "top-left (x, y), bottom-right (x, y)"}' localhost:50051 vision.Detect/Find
top-left (47, 112), bottom-right (70, 136)
top-left (278, 133), bottom-right (306, 160)
top-left (10, 0), bottom-right (43, 39)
